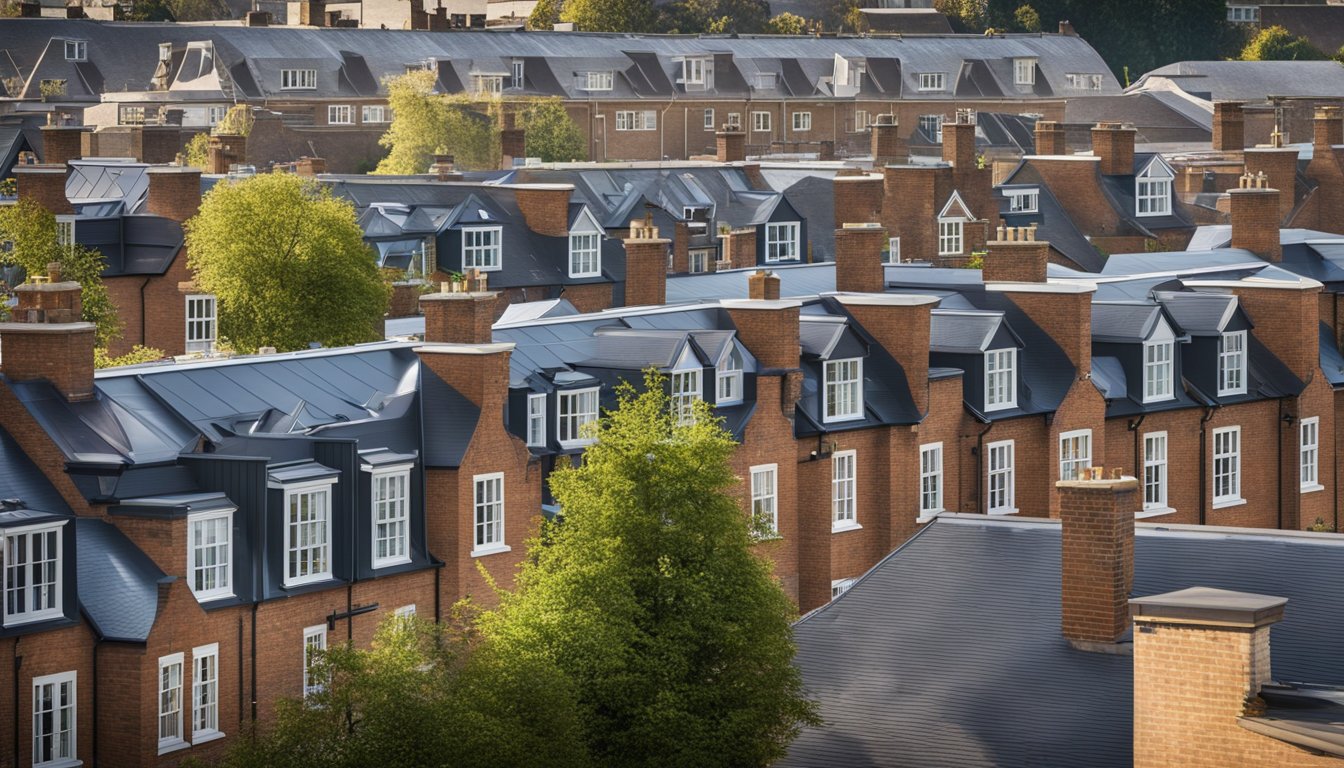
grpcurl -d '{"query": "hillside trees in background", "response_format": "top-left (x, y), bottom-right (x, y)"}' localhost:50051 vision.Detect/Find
top-left (559, 0), bottom-right (657, 32)
top-left (519, 97), bottom-right (586, 162)
top-left (1241, 25), bottom-right (1327, 61)
top-left (766, 12), bottom-right (809, 34)
top-left (185, 172), bottom-right (388, 353)
top-left (375, 70), bottom-right (502, 173)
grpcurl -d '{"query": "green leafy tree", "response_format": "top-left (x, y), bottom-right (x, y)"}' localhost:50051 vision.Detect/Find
top-left (482, 374), bottom-right (819, 768)
top-left (94, 345), bottom-right (167, 369)
top-left (1241, 25), bottom-right (1327, 61)
top-left (220, 614), bottom-right (591, 768)
top-left (1012, 3), bottom-right (1040, 32)
top-left (660, 0), bottom-right (769, 33)
top-left (167, 0), bottom-right (229, 21)
top-left (559, 0), bottom-right (656, 32)
top-left (184, 172), bottom-right (389, 353)
top-left (766, 12), bottom-right (809, 34)
top-left (519, 98), bottom-right (586, 162)
top-left (375, 71), bottom-right (499, 174)
top-left (121, 0), bottom-right (175, 21)
top-left (183, 132), bottom-right (210, 169)
top-left (527, 0), bottom-right (561, 29)
top-left (936, 0), bottom-right (987, 32)
top-left (214, 104), bottom-right (254, 136)
top-left (0, 199), bottom-right (120, 347)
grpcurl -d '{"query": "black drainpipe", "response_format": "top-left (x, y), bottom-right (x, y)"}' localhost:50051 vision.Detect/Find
top-left (974, 417), bottom-right (996, 514)
top-left (1127, 411), bottom-right (1146, 491)
top-left (1278, 397), bottom-right (1291, 531)
top-left (250, 601), bottom-right (258, 722)
top-left (138, 277), bottom-right (151, 345)
top-left (1198, 405), bottom-right (1218, 525)
top-left (237, 616), bottom-right (244, 727)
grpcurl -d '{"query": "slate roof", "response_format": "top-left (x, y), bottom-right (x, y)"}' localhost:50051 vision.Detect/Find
top-left (0, 423), bottom-right (72, 515)
top-left (1063, 92), bottom-right (1211, 144)
top-left (996, 182), bottom-right (1103, 271)
top-left (784, 516), bottom-right (1344, 768)
top-left (75, 517), bottom-right (167, 643)
top-left (0, 118), bottom-right (40, 178)
top-left (0, 20), bottom-right (1121, 105)
top-left (1129, 60), bottom-right (1344, 102)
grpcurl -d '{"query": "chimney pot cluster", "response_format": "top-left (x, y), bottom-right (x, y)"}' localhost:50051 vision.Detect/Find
top-left (1238, 171), bottom-right (1270, 190)
top-left (993, 224), bottom-right (1039, 243)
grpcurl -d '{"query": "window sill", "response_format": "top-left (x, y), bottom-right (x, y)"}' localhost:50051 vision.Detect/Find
top-left (192, 730), bottom-right (226, 746)
top-left (373, 556), bottom-right (413, 570)
top-left (1136, 506), bottom-right (1176, 519)
top-left (283, 573), bottom-right (334, 589)
top-left (158, 739), bottom-right (190, 756)
top-left (988, 508), bottom-right (1019, 516)
top-left (1212, 497), bottom-right (1246, 510)
top-left (822, 413), bottom-right (865, 424)
top-left (38, 760), bottom-right (81, 768)
top-left (558, 440), bottom-right (596, 450)
top-left (471, 544), bottom-right (512, 558)
top-left (831, 522), bottom-right (863, 534)
top-left (1302, 483), bottom-right (1326, 495)
top-left (916, 510), bottom-right (944, 524)
top-left (193, 590), bottom-right (236, 603)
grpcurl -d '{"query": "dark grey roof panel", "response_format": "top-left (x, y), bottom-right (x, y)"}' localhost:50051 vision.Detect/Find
top-left (1091, 302), bottom-right (1160, 343)
top-left (1152, 291), bottom-right (1236, 336)
top-left (1090, 355), bottom-right (1127, 400)
top-left (436, 59), bottom-right (464, 93)
top-left (0, 424), bottom-right (72, 515)
top-left (780, 58), bottom-right (815, 97)
top-left (338, 50), bottom-right (378, 96)
top-left (420, 366), bottom-right (479, 468)
top-left (865, 57), bottom-right (901, 95)
top-left (75, 517), bottom-right (166, 643)
top-left (929, 311), bottom-right (1002, 353)
top-left (267, 461), bottom-right (339, 485)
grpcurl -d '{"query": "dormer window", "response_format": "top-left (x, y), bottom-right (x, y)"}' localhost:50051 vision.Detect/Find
top-left (188, 506), bottom-right (233, 601)
top-left (64, 40), bottom-right (86, 62)
top-left (716, 346), bottom-right (744, 405)
top-left (681, 57), bottom-right (712, 87)
top-left (984, 348), bottom-right (1017, 411)
top-left (1136, 161), bottom-right (1173, 217)
top-left (752, 72), bottom-right (776, 89)
top-left (472, 74), bottom-right (503, 95)
top-left (526, 394), bottom-right (546, 447)
top-left (765, 222), bottom-right (799, 262)
top-left (670, 369), bottom-right (701, 425)
top-left (1013, 58), bottom-right (1036, 86)
top-left (283, 480), bottom-right (336, 587)
top-left (280, 69), bottom-right (316, 90)
top-left (511, 59), bottom-right (524, 89)
top-left (1143, 339), bottom-right (1174, 402)
top-left (824, 358), bottom-right (863, 422)
top-left (2, 522), bottom-right (64, 626)
top-left (558, 387), bottom-right (600, 448)
top-left (918, 72), bottom-right (946, 92)
top-left (462, 226), bottom-right (501, 271)
top-left (371, 466), bottom-right (412, 569)
top-left (1007, 188), bottom-right (1039, 213)
top-left (579, 71), bottom-right (613, 91)
top-left (569, 232), bottom-right (600, 278)
top-left (937, 218), bottom-right (963, 256)
top-left (1217, 331), bottom-right (1246, 396)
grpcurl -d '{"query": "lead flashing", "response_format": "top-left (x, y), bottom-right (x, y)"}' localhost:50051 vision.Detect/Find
top-left (414, 342), bottom-right (516, 355)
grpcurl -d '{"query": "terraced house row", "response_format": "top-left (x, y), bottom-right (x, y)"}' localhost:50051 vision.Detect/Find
top-left (0, 19), bottom-right (1120, 170)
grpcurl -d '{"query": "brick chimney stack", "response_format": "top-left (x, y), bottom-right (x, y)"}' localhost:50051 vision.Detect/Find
top-left (420, 291), bottom-right (499, 345)
top-left (623, 214), bottom-right (669, 307)
top-left (0, 265), bottom-right (96, 401)
top-left (513, 184), bottom-right (573, 238)
top-left (39, 124), bottom-right (90, 167)
top-left (716, 125), bottom-right (746, 163)
top-left (1131, 588), bottom-right (1289, 768)
top-left (1034, 120), bottom-right (1067, 156)
top-left (836, 293), bottom-right (937, 414)
top-left (500, 112), bottom-right (526, 169)
top-left (1243, 148), bottom-right (1298, 221)
top-left (207, 134), bottom-right (246, 174)
top-left (941, 112), bottom-right (976, 171)
top-left (1228, 172), bottom-right (1281, 263)
top-left (14, 165), bottom-right (71, 215)
top-left (833, 173), bottom-right (884, 228)
top-left (145, 166), bottom-right (203, 223)
top-left (1091, 122), bottom-right (1136, 176)
top-left (430, 154), bottom-right (462, 182)
top-left (747, 269), bottom-right (780, 300)
top-left (1059, 475), bottom-right (1138, 649)
top-left (983, 225), bottom-right (1049, 283)
top-left (834, 223), bottom-right (887, 294)
top-left (870, 113), bottom-right (901, 167)
top-left (1313, 106), bottom-right (1342, 150)
top-left (1212, 102), bottom-right (1245, 152)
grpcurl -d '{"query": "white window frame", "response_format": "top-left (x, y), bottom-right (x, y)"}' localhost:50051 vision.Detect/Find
top-left (361, 105), bottom-right (390, 123)
top-left (568, 231), bottom-right (601, 278)
top-left (831, 450), bottom-right (858, 531)
top-left (1014, 58), bottom-right (1036, 86)
top-left (986, 439), bottom-right (1016, 515)
top-left (883, 236), bottom-right (901, 264)
top-left (511, 59), bottom-right (524, 89)
top-left (751, 111), bottom-right (771, 132)
top-left (681, 57), bottom-right (709, 85)
top-left (327, 104), bottom-right (352, 125)
top-left (371, 466), bottom-right (411, 569)
top-left (157, 652), bottom-right (186, 754)
top-left (1143, 340), bottom-right (1174, 403)
top-left (191, 643), bottom-right (222, 744)
top-left (919, 442), bottom-right (944, 521)
top-left (1058, 429), bottom-right (1092, 482)
top-left (1007, 189), bottom-right (1039, 213)
top-left (55, 216), bottom-right (74, 256)
top-left (187, 508), bottom-right (233, 602)
top-left (461, 226), bottom-right (502, 272)
top-left (558, 387), bottom-right (600, 448)
top-left (1212, 426), bottom-right (1242, 507)
top-left (689, 249), bottom-right (710, 274)
top-left (715, 347), bottom-right (743, 406)
top-left (764, 221), bottom-right (799, 262)
top-left (750, 464), bottom-right (778, 537)
top-left (823, 358), bottom-right (863, 423)
top-left (830, 578), bottom-right (856, 599)
top-left (918, 72), bottom-right (946, 91)
top-left (526, 393), bottom-right (547, 447)
top-left (1301, 417), bottom-right (1322, 492)
top-left (32, 670), bottom-right (76, 768)
top-left (206, 106), bottom-right (228, 126)
top-left (185, 294), bottom-right (216, 355)
top-left (1217, 331), bottom-right (1247, 396)
top-left (282, 479), bottom-right (336, 588)
top-left (670, 368), bottom-right (702, 425)
top-left (703, 108), bottom-right (714, 130)
top-left (302, 624), bottom-right (327, 699)
top-left (937, 217), bottom-right (964, 256)
top-left (920, 114), bottom-right (944, 142)
top-left (3, 522), bottom-right (63, 626)
top-left (854, 110), bottom-right (870, 132)
top-left (1136, 164), bottom-right (1172, 216)
top-left (791, 111), bottom-right (812, 132)
top-left (280, 68), bottom-right (316, 90)
top-left (1141, 432), bottom-right (1172, 517)
top-left (472, 74), bottom-right (504, 95)
top-left (582, 71), bottom-right (614, 91)
top-left (614, 110), bottom-right (657, 131)
top-left (472, 472), bottom-right (508, 556)
top-left (1066, 73), bottom-right (1103, 90)
top-left (63, 40), bottom-right (86, 62)
top-left (984, 348), bottom-right (1017, 412)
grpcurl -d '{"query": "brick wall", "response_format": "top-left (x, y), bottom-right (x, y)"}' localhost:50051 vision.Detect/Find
top-left (1244, 148), bottom-right (1299, 222)
top-left (624, 234), bottom-right (670, 307)
top-left (421, 292), bottom-right (497, 345)
top-left (0, 623), bottom-right (96, 768)
top-left (833, 174), bottom-right (884, 228)
top-left (15, 166), bottom-right (71, 215)
top-left (1034, 120), bottom-right (1066, 156)
top-left (514, 186), bottom-right (571, 238)
top-left (1091, 123), bottom-right (1135, 177)
top-left (1027, 158), bottom-right (1122, 238)
top-left (1059, 477), bottom-right (1136, 645)
top-left (1229, 184), bottom-right (1281, 262)
top-left (1212, 101), bottom-right (1245, 152)
top-left (833, 226), bottom-right (887, 294)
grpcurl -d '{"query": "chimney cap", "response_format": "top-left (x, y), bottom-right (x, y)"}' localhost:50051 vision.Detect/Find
top-left (1130, 586), bottom-right (1287, 629)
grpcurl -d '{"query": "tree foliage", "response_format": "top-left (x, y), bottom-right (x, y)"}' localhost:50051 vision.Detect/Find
top-left (482, 374), bottom-right (819, 768)
top-left (658, 0), bottom-right (769, 33)
top-left (1012, 3), bottom-right (1040, 32)
top-left (559, 0), bottom-right (656, 32)
top-left (375, 71), bottom-right (500, 174)
top-left (214, 104), bottom-right (254, 137)
top-left (1241, 25), bottom-right (1327, 61)
top-left (219, 613), bottom-right (590, 768)
top-left (184, 173), bottom-right (388, 353)
top-left (0, 199), bottom-right (120, 347)
top-left (94, 345), bottom-right (167, 369)
top-left (519, 98), bottom-right (586, 162)
top-left (527, 0), bottom-right (561, 29)
top-left (766, 12), bottom-right (809, 35)
top-left (183, 132), bottom-right (211, 169)
top-left (935, 0), bottom-right (987, 32)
